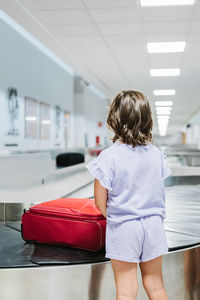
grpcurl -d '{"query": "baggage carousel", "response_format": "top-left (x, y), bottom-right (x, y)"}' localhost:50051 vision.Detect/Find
top-left (0, 178), bottom-right (200, 299)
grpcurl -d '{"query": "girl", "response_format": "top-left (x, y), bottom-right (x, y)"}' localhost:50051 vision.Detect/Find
top-left (86, 90), bottom-right (171, 300)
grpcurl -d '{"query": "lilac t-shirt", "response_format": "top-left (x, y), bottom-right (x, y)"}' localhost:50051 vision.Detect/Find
top-left (85, 140), bottom-right (171, 224)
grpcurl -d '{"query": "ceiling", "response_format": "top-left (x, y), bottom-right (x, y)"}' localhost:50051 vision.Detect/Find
top-left (1, 0), bottom-right (200, 136)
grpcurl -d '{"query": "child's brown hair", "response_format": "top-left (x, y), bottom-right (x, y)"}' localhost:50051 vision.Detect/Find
top-left (106, 90), bottom-right (153, 147)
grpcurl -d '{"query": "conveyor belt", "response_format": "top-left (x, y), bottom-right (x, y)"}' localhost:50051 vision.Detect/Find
top-left (31, 244), bottom-right (108, 266)
top-left (164, 185), bottom-right (200, 239)
top-left (0, 223), bottom-right (36, 268)
top-left (0, 184), bottom-right (200, 268)
top-left (1, 222), bottom-right (199, 268)
top-left (0, 222), bottom-right (109, 267)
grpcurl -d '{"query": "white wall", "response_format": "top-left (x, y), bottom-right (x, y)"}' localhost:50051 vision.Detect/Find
top-left (84, 87), bottom-right (111, 148)
top-left (0, 16), bottom-right (74, 152)
top-left (73, 82), bottom-right (112, 149)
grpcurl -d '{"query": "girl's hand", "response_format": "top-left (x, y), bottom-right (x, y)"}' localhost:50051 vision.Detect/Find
top-left (94, 179), bottom-right (108, 218)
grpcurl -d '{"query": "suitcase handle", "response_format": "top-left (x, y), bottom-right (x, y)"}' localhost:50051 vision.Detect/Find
top-left (29, 206), bottom-right (81, 216)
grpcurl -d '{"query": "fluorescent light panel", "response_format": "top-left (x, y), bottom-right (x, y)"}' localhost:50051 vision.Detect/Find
top-left (153, 90), bottom-right (175, 96)
top-left (159, 131), bottom-right (167, 136)
top-left (156, 107), bottom-right (172, 111)
top-left (147, 42), bottom-right (186, 53)
top-left (140, 0), bottom-right (195, 6)
top-left (158, 125), bottom-right (168, 136)
top-left (157, 115), bottom-right (170, 119)
top-left (158, 120), bottom-right (169, 125)
top-left (158, 119), bottom-right (169, 122)
top-left (155, 101), bottom-right (173, 106)
top-left (158, 125), bottom-right (168, 129)
top-left (157, 111), bottom-right (171, 115)
top-left (150, 68), bottom-right (180, 76)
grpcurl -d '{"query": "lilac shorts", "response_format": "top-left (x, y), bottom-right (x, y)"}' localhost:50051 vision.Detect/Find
top-left (105, 215), bottom-right (169, 263)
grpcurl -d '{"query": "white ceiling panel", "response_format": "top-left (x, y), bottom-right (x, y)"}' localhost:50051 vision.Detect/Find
top-left (144, 21), bottom-right (190, 34)
top-left (97, 22), bottom-right (143, 35)
top-left (119, 71), bottom-right (150, 86)
top-left (115, 59), bottom-right (149, 73)
top-left (116, 56), bottom-right (149, 65)
top-left (89, 66), bottom-right (126, 79)
top-left (19, 0), bottom-right (84, 10)
top-left (36, 9), bottom-right (92, 25)
top-left (52, 24), bottom-right (99, 37)
top-left (141, 7), bottom-right (193, 21)
top-left (188, 32), bottom-right (200, 42)
top-left (109, 44), bottom-right (148, 56)
top-left (89, 8), bottom-right (140, 23)
top-left (150, 78), bottom-right (181, 90)
top-left (84, 67), bottom-right (128, 90)
top-left (104, 35), bottom-right (146, 46)
top-left (145, 33), bottom-right (187, 42)
top-left (149, 54), bottom-right (182, 68)
top-left (183, 51), bottom-right (200, 64)
top-left (62, 35), bottom-right (105, 48)
top-left (66, 44), bottom-right (110, 55)
top-left (83, 0), bottom-right (137, 9)
top-left (186, 42), bottom-right (200, 52)
top-left (193, 2), bottom-right (200, 20)
top-left (190, 20), bottom-right (200, 32)
top-left (77, 54), bottom-right (117, 67)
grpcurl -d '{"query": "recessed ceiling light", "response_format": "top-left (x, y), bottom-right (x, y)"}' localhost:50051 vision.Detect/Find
top-left (157, 115), bottom-right (170, 119)
top-left (158, 118), bottom-right (168, 122)
top-left (150, 68), bottom-right (180, 76)
top-left (153, 90), bottom-right (176, 95)
top-left (140, 0), bottom-right (195, 7)
top-left (159, 131), bottom-right (167, 137)
top-left (155, 101), bottom-right (173, 106)
top-left (157, 111), bottom-right (171, 115)
top-left (147, 42), bottom-right (186, 53)
top-left (158, 127), bottom-right (168, 136)
top-left (158, 125), bottom-right (168, 129)
top-left (158, 125), bottom-right (168, 130)
top-left (156, 107), bottom-right (172, 111)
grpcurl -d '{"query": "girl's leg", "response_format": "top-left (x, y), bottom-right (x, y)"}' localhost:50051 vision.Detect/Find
top-left (110, 258), bottom-right (138, 300)
top-left (139, 255), bottom-right (168, 300)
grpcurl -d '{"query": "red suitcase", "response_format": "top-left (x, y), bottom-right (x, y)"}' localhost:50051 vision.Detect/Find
top-left (21, 197), bottom-right (106, 251)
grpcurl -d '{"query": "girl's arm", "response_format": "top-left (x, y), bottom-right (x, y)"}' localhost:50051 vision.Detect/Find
top-left (94, 179), bottom-right (108, 218)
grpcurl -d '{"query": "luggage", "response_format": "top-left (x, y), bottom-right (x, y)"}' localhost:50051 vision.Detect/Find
top-left (56, 152), bottom-right (84, 168)
top-left (21, 197), bottom-right (106, 251)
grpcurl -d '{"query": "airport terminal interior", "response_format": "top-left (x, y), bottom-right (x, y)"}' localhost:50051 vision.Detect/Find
top-left (0, 0), bottom-right (200, 299)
